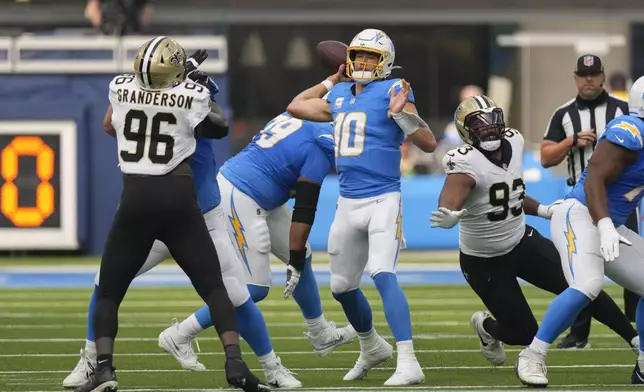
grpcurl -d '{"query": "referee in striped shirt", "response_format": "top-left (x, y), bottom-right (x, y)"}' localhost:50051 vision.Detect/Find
top-left (541, 54), bottom-right (639, 349)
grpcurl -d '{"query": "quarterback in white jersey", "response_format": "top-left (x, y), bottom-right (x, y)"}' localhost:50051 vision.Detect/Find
top-left (430, 95), bottom-right (638, 369)
top-left (79, 36), bottom-right (266, 392)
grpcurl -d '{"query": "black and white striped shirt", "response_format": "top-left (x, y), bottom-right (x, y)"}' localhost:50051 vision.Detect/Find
top-left (542, 91), bottom-right (628, 184)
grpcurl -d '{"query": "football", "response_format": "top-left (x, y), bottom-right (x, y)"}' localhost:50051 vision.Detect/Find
top-left (316, 40), bottom-right (348, 73)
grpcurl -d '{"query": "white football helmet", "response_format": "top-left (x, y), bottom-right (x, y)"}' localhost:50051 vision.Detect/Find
top-left (346, 28), bottom-right (395, 85)
top-left (629, 75), bottom-right (644, 118)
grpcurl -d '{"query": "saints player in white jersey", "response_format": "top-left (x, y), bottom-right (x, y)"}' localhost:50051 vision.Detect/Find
top-left (430, 95), bottom-right (639, 368)
top-left (75, 36), bottom-right (266, 392)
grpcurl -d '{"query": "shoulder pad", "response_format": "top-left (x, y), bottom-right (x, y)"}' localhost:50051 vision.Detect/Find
top-left (109, 74), bottom-right (137, 91)
top-left (442, 145), bottom-right (478, 180)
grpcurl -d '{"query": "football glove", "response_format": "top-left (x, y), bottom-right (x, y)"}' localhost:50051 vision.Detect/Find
top-left (597, 217), bottom-right (631, 262)
top-left (537, 199), bottom-right (564, 220)
top-left (225, 357), bottom-right (270, 392)
top-left (185, 49), bottom-right (208, 79)
top-left (284, 249), bottom-right (306, 299)
top-left (429, 207), bottom-right (467, 229)
top-left (188, 70), bottom-right (220, 100)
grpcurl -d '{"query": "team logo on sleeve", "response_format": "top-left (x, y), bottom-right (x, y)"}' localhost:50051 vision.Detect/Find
top-left (614, 121), bottom-right (643, 147)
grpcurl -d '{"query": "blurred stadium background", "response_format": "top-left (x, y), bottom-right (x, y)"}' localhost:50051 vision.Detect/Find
top-left (1, 1), bottom-right (644, 390)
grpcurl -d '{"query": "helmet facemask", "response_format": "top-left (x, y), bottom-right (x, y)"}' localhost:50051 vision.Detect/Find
top-left (346, 48), bottom-right (390, 85)
top-left (464, 108), bottom-right (505, 152)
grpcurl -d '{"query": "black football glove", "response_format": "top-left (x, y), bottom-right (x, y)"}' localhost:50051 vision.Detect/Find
top-left (187, 70), bottom-right (220, 100)
top-left (185, 49), bottom-right (209, 78)
top-left (225, 358), bottom-right (270, 392)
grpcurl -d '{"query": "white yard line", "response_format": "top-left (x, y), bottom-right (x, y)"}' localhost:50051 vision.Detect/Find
top-left (0, 347), bottom-right (634, 358)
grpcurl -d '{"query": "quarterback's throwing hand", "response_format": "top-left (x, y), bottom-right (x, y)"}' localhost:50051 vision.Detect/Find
top-left (284, 265), bottom-right (301, 299)
top-left (429, 207), bottom-right (467, 229)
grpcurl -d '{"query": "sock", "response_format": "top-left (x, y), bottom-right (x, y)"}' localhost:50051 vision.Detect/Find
top-left (292, 256), bottom-right (323, 320)
top-left (396, 340), bottom-right (416, 361)
top-left (632, 336), bottom-right (640, 350)
top-left (590, 290), bottom-right (636, 343)
top-left (194, 304), bottom-right (212, 329)
top-left (373, 272), bottom-right (412, 342)
top-left (306, 315), bottom-right (329, 335)
top-left (357, 327), bottom-right (380, 347)
top-left (86, 285), bottom-right (99, 343)
top-left (248, 284), bottom-right (270, 303)
top-left (257, 350), bottom-right (277, 365)
top-left (535, 287), bottom-right (591, 344)
top-left (235, 299), bottom-right (273, 357)
top-left (332, 289), bottom-right (373, 333)
top-left (85, 340), bottom-right (96, 356)
top-left (636, 298), bottom-right (644, 352)
top-left (178, 313), bottom-right (206, 340)
top-left (529, 337), bottom-right (551, 356)
top-left (96, 353), bottom-right (113, 370)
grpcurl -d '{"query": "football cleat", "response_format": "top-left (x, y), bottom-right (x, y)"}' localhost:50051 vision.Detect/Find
top-left (515, 348), bottom-right (548, 388)
top-left (305, 321), bottom-right (357, 356)
top-left (262, 356), bottom-right (302, 388)
top-left (555, 333), bottom-right (589, 350)
top-left (383, 358), bottom-right (424, 386)
top-left (63, 348), bottom-right (96, 388)
top-left (73, 365), bottom-right (117, 392)
top-left (470, 311), bottom-right (505, 366)
top-left (632, 361), bottom-right (644, 384)
top-left (158, 318), bottom-right (206, 371)
top-left (343, 334), bottom-right (393, 381)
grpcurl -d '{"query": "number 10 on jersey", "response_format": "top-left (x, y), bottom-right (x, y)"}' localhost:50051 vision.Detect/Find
top-left (334, 112), bottom-right (366, 157)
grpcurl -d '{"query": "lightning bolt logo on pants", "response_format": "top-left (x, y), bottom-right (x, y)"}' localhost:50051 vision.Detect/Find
top-left (564, 206), bottom-right (577, 278)
top-left (228, 191), bottom-right (251, 275)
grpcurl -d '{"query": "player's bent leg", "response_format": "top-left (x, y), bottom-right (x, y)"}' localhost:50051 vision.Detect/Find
top-left (328, 197), bottom-right (392, 382)
top-left (518, 200), bottom-right (602, 387)
top-left (365, 192), bottom-right (423, 386)
top-left (162, 208), bottom-right (301, 387)
top-left (64, 240), bottom-right (172, 388)
top-left (267, 204), bottom-right (357, 356)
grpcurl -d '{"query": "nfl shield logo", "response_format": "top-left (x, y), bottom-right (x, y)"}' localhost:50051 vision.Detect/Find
top-left (583, 55), bottom-right (594, 66)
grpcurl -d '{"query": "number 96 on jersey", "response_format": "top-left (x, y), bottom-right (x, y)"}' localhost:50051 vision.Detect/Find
top-left (0, 121), bottom-right (78, 250)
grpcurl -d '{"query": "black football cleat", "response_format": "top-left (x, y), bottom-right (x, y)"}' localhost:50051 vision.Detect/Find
top-left (556, 333), bottom-right (589, 349)
top-left (632, 361), bottom-right (644, 384)
top-left (225, 358), bottom-right (270, 392)
top-left (74, 365), bottom-right (117, 392)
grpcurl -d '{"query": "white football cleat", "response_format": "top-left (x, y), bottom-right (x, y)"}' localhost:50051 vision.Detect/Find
top-left (515, 348), bottom-right (548, 387)
top-left (305, 321), bottom-right (357, 356)
top-left (343, 334), bottom-right (393, 381)
top-left (263, 356), bottom-right (303, 388)
top-left (62, 348), bottom-right (96, 388)
top-left (158, 319), bottom-right (206, 372)
top-left (470, 311), bottom-right (505, 366)
top-left (384, 358), bottom-right (425, 386)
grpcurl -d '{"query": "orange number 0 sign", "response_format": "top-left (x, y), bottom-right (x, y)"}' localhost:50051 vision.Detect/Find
top-left (0, 136), bottom-right (55, 227)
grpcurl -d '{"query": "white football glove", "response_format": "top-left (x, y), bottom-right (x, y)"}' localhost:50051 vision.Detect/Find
top-left (429, 207), bottom-right (467, 229)
top-left (284, 265), bottom-right (301, 299)
top-left (537, 199), bottom-right (564, 220)
top-left (597, 217), bottom-right (632, 262)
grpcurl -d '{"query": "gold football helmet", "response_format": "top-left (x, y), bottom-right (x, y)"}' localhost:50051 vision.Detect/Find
top-left (454, 95), bottom-right (505, 151)
top-left (133, 36), bottom-right (186, 90)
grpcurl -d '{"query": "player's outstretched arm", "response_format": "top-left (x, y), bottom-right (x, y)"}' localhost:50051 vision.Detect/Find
top-left (430, 173), bottom-right (473, 229)
top-left (283, 178), bottom-right (322, 299)
top-left (287, 66), bottom-right (346, 123)
top-left (389, 80), bottom-right (436, 152)
top-left (523, 195), bottom-right (563, 220)
top-left (585, 140), bottom-right (637, 223)
top-left (195, 102), bottom-right (229, 139)
top-left (102, 104), bottom-right (116, 137)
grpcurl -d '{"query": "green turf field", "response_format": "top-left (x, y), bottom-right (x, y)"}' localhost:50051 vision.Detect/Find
top-left (0, 284), bottom-right (641, 391)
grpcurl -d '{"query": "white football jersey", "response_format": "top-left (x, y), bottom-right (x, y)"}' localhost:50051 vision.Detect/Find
top-left (108, 74), bottom-right (211, 175)
top-left (442, 129), bottom-right (526, 258)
